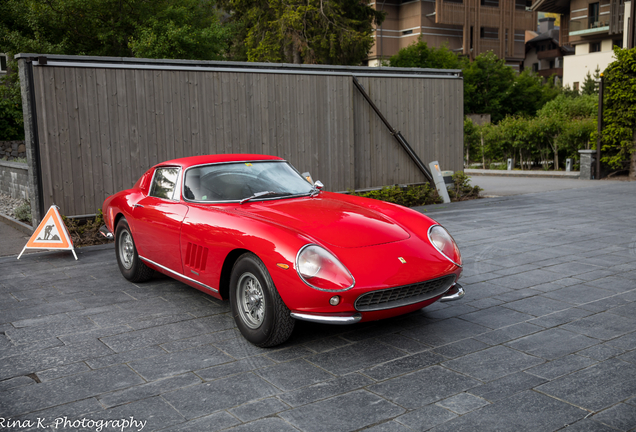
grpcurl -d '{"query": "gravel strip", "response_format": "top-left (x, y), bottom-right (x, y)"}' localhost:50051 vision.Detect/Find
top-left (0, 192), bottom-right (28, 219)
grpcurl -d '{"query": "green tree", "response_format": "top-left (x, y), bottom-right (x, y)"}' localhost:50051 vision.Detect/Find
top-left (463, 118), bottom-right (480, 166)
top-left (463, 52), bottom-right (516, 123)
top-left (0, 72), bottom-right (24, 141)
top-left (0, 0), bottom-right (232, 60)
top-left (600, 47), bottom-right (636, 178)
top-left (581, 66), bottom-right (601, 96)
top-left (0, 0), bottom-right (233, 140)
top-left (464, 55), bottom-right (561, 123)
top-left (538, 93), bottom-right (597, 119)
top-left (218, 0), bottom-right (384, 65)
top-left (505, 70), bottom-right (558, 119)
top-left (389, 39), bottom-right (464, 69)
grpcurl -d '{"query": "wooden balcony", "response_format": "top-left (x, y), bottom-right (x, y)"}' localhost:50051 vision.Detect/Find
top-left (436, 0), bottom-right (535, 27)
top-left (537, 68), bottom-right (563, 77)
top-left (537, 48), bottom-right (561, 60)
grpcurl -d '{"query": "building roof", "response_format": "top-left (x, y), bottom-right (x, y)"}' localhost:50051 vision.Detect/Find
top-left (527, 29), bottom-right (560, 44)
top-left (531, 0), bottom-right (570, 14)
top-left (525, 29), bottom-right (575, 55)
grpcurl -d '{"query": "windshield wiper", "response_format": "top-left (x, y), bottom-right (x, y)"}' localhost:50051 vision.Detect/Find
top-left (239, 191), bottom-right (290, 204)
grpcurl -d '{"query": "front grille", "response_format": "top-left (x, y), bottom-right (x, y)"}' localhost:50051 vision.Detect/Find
top-left (355, 275), bottom-right (456, 312)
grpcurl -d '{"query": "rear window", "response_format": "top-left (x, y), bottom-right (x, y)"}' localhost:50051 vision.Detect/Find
top-left (149, 167), bottom-right (180, 200)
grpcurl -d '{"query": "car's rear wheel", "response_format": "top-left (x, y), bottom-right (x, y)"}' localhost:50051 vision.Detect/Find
top-left (115, 218), bottom-right (154, 282)
top-left (230, 253), bottom-right (295, 347)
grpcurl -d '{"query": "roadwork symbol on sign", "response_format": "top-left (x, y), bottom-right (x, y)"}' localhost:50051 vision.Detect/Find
top-left (18, 205), bottom-right (77, 260)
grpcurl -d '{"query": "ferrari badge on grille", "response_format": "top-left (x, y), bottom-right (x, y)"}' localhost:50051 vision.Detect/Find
top-left (398, 257), bottom-right (407, 264)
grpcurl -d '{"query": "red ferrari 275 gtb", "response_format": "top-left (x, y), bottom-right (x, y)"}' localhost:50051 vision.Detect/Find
top-left (101, 154), bottom-right (464, 347)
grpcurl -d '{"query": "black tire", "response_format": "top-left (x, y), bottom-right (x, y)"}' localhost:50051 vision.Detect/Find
top-left (115, 218), bottom-right (154, 282)
top-left (230, 253), bottom-right (295, 347)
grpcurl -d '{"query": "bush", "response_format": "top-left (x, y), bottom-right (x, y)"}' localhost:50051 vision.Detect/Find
top-left (62, 209), bottom-right (113, 247)
top-left (448, 172), bottom-right (482, 201)
top-left (350, 174), bottom-right (482, 207)
top-left (349, 184), bottom-right (442, 207)
top-left (14, 200), bottom-right (31, 222)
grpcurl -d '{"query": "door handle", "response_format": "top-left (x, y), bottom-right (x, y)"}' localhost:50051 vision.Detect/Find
top-left (133, 204), bottom-right (144, 208)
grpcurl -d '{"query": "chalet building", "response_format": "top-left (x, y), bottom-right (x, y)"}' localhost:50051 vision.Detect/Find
top-left (523, 17), bottom-right (574, 82)
top-left (531, 0), bottom-right (636, 89)
top-left (368, 0), bottom-right (537, 69)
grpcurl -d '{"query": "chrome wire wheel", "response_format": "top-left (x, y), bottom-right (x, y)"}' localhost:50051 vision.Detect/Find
top-left (237, 272), bottom-right (266, 329)
top-left (118, 230), bottom-right (134, 270)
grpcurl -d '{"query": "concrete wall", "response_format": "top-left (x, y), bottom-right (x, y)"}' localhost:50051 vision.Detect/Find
top-left (0, 160), bottom-right (30, 200)
top-left (563, 46), bottom-right (615, 88)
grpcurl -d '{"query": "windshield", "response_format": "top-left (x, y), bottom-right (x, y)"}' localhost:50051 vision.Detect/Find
top-left (183, 161), bottom-right (314, 202)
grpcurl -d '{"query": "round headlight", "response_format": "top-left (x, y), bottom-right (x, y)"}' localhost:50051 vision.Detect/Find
top-left (428, 225), bottom-right (462, 267)
top-left (297, 248), bottom-right (322, 278)
top-left (296, 245), bottom-right (355, 291)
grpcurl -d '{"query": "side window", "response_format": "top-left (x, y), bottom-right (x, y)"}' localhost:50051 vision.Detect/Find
top-left (149, 167), bottom-right (180, 200)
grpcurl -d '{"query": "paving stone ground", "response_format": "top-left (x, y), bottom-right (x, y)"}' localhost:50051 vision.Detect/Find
top-left (0, 183), bottom-right (635, 432)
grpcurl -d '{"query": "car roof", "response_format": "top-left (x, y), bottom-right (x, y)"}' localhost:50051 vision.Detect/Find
top-left (156, 154), bottom-right (285, 169)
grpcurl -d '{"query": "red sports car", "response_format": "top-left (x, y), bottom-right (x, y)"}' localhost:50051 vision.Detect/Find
top-left (101, 154), bottom-right (464, 347)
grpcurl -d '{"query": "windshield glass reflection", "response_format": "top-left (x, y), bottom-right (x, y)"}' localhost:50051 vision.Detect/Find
top-left (183, 161), bottom-right (314, 202)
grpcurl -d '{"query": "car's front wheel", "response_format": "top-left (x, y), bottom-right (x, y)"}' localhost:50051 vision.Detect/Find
top-left (230, 253), bottom-right (295, 347)
top-left (115, 218), bottom-right (154, 282)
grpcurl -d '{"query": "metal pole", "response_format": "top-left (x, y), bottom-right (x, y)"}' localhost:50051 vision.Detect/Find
top-left (596, 73), bottom-right (604, 179)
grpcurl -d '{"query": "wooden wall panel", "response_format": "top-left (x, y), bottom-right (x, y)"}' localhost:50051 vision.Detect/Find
top-left (31, 63), bottom-right (462, 216)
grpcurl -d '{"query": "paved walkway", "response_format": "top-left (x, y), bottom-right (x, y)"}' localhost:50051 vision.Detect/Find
top-left (468, 175), bottom-right (626, 197)
top-left (0, 217), bottom-right (33, 257)
top-left (0, 183), bottom-right (635, 431)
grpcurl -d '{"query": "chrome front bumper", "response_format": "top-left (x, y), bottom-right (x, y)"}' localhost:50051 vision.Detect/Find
top-left (440, 283), bottom-right (465, 302)
top-left (290, 284), bottom-right (465, 324)
top-left (289, 312), bottom-right (362, 325)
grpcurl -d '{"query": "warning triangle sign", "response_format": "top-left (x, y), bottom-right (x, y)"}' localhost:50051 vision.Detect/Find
top-left (18, 205), bottom-right (77, 260)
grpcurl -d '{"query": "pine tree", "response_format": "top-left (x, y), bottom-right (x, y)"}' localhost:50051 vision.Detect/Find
top-left (581, 66), bottom-right (601, 95)
top-left (218, 0), bottom-right (385, 65)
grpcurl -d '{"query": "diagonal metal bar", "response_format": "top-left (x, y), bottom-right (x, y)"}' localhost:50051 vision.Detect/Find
top-left (352, 75), bottom-right (434, 183)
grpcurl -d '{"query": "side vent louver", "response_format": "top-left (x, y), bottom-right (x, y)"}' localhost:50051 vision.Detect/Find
top-left (185, 242), bottom-right (209, 272)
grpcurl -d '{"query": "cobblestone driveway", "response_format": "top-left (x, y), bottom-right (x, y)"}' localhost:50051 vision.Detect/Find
top-left (1, 183), bottom-right (635, 431)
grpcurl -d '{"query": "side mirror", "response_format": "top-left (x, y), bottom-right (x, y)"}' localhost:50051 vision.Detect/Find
top-left (314, 180), bottom-right (324, 190)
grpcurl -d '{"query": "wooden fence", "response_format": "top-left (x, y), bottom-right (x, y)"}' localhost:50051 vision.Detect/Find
top-left (17, 54), bottom-right (463, 221)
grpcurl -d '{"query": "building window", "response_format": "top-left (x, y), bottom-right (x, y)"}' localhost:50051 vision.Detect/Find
top-left (589, 3), bottom-right (600, 28)
top-left (480, 27), bottom-right (499, 40)
top-left (481, 0), bottom-right (499, 6)
top-left (0, 55), bottom-right (7, 73)
top-left (614, 39), bottom-right (623, 48)
top-left (532, 63), bottom-right (539, 72)
top-left (402, 30), bottom-right (413, 35)
top-left (590, 42), bottom-right (601, 52)
top-left (574, 82), bottom-right (580, 91)
top-left (515, 0), bottom-right (532, 10)
top-left (549, 60), bottom-right (555, 69)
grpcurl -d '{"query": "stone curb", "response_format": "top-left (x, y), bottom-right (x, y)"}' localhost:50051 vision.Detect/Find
top-left (465, 169), bottom-right (581, 179)
top-left (0, 212), bottom-right (34, 235)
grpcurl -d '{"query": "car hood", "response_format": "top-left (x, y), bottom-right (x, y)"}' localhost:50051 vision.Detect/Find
top-left (236, 196), bottom-right (411, 248)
